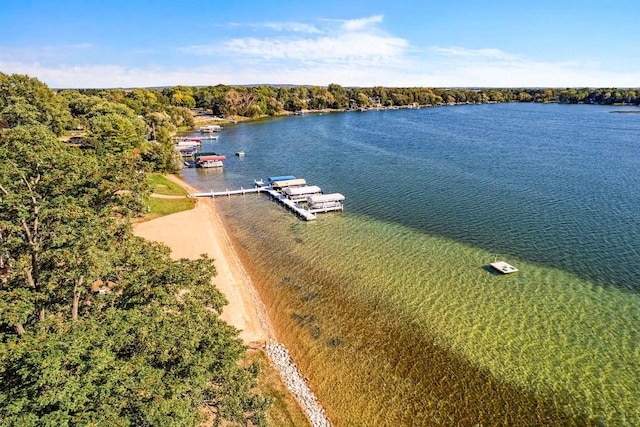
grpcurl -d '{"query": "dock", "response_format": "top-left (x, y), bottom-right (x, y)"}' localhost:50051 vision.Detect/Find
top-left (187, 177), bottom-right (344, 221)
top-left (189, 187), bottom-right (262, 197)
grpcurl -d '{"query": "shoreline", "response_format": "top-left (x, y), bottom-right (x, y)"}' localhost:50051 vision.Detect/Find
top-left (134, 174), bottom-right (271, 345)
top-left (133, 174), bottom-right (331, 426)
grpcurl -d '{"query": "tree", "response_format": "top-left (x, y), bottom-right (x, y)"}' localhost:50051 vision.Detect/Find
top-left (356, 92), bottom-right (370, 107)
top-left (0, 124), bottom-right (270, 425)
top-left (0, 239), bottom-right (271, 426)
top-left (327, 83), bottom-right (349, 109)
top-left (86, 113), bottom-right (147, 154)
top-left (0, 125), bottom-right (148, 332)
top-left (0, 73), bottom-right (71, 135)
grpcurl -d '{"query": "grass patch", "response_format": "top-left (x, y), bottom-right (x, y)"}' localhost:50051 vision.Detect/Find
top-left (135, 174), bottom-right (195, 222)
top-left (246, 349), bottom-right (311, 427)
top-left (141, 196), bottom-right (195, 221)
top-left (148, 173), bottom-right (189, 196)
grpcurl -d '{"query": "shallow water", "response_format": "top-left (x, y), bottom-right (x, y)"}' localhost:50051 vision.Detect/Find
top-left (181, 103), bottom-right (640, 425)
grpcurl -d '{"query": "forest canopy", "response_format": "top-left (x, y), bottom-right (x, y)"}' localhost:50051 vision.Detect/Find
top-left (0, 74), bottom-right (270, 426)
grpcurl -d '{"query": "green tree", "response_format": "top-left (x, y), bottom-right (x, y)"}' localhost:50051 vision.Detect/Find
top-left (0, 73), bottom-right (71, 135)
top-left (0, 124), bottom-right (270, 425)
top-left (356, 92), bottom-right (371, 107)
top-left (327, 83), bottom-right (349, 109)
top-left (86, 113), bottom-right (147, 154)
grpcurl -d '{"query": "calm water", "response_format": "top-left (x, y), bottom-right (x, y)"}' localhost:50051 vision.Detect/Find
top-left (181, 103), bottom-right (640, 426)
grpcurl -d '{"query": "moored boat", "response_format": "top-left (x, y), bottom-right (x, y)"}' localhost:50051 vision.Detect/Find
top-left (199, 124), bottom-right (222, 133)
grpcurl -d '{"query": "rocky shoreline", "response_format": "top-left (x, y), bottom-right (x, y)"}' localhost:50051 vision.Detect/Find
top-left (265, 343), bottom-right (331, 427)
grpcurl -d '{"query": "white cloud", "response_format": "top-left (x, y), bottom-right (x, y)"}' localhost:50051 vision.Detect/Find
top-left (229, 21), bottom-right (321, 33)
top-left (183, 14), bottom-right (406, 66)
top-left (262, 22), bottom-right (320, 33)
top-left (340, 15), bottom-right (384, 31)
top-left (219, 32), bottom-right (407, 62)
top-left (430, 46), bottom-right (518, 61)
top-left (0, 43), bottom-right (92, 63)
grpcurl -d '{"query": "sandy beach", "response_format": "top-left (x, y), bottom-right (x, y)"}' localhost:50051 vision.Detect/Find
top-left (134, 175), bottom-right (331, 426)
top-left (133, 174), bottom-right (270, 346)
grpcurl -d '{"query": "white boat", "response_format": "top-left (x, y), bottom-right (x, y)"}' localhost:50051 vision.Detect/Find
top-left (198, 160), bottom-right (224, 168)
top-left (307, 193), bottom-right (345, 212)
top-left (176, 137), bottom-right (201, 147)
top-left (199, 125), bottom-right (222, 133)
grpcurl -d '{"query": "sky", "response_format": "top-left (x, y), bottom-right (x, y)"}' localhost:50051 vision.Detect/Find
top-left (1, 0), bottom-right (639, 89)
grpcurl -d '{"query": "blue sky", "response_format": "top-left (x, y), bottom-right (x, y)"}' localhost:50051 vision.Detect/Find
top-left (1, 0), bottom-right (638, 88)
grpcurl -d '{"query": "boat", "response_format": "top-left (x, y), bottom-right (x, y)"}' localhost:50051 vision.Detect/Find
top-left (199, 124), bottom-right (222, 133)
top-left (194, 151), bottom-right (220, 159)
top-left (283, 185), bottom-right (322, 201)
top-left (307, 193), bottom-right (345, 212)
top-left (196, 154), bottom-right (226, 168)
top-left (489, 260), bottom-right (518, 274)
top-left (271, 178), bottom-right (307, 189)
top-left (178, 146), bottom-right (198, 156)
top-left (176, 138), bottom-right (201, 147)
top-left (198, 160), bottom-right (224, 168)
top-left (267, 176), bottom-right (296, 184)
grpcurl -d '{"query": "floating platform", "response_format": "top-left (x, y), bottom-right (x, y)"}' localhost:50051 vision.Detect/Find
top-left (490, 261), bottom-right (518, 274)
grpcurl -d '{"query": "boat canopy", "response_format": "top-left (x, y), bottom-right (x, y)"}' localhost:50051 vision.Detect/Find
top-left (197, 155), bottom-right (226, 161)
top-left (271, 178), bottom-right (307, 188)
top-left (307, 193), bottom-right (345, 204)
top-left (194, 152), bottom-right (218, 159)
top-left (176, 140), bottom-right (200, 147)
top-left (267, 175), bottom-right (296, 183)
top-left (283, 185), bottom-right (322, 196)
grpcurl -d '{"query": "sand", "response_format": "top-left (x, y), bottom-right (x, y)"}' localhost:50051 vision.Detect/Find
top-left (133, 175), bottom-right (270, 346)
top-left (134, 175), bottom-right (331, 426)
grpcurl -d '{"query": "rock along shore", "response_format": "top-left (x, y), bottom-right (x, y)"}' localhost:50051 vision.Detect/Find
top-left (265, 343), bottom-right (331, 427)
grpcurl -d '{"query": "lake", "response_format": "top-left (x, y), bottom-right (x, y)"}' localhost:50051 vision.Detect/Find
top-left (181, 103), bottom-right (640, 426)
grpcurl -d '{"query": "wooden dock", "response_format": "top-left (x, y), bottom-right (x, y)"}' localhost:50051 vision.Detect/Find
top-left (187, 178), bottom-right (345, 221)
top-left (263, 187), bottom-right (317, 220)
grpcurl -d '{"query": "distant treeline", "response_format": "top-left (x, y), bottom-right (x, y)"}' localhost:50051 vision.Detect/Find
top-left (2, 72), bottom-right (639, 174)
top-left (70, 84), bottom-right (640, 120)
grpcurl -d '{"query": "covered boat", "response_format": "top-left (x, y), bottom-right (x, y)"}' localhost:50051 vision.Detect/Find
top-left (199, 125), bottom-right (222, 133)
top-left (176, 138), bottom-right (201, 147)
top-left (196, 155), bottom-right (226, 168)
top-left (307, 193), bottom-right (345, 212)
top-left (267, 175), bottom-right (296, 184)
top-left (271, 178), bottom-right (307, 189)
top-left (283, 185), bottom-right (322, 201)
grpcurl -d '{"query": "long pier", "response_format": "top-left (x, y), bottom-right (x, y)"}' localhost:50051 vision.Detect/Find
top-left (188, 184), bottom-right (322, 221)
top-left (189, 187), bottom-right (262, 197)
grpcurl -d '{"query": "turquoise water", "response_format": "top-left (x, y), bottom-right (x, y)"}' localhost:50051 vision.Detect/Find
top-left (181, 103), bottom-right (640, 425)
